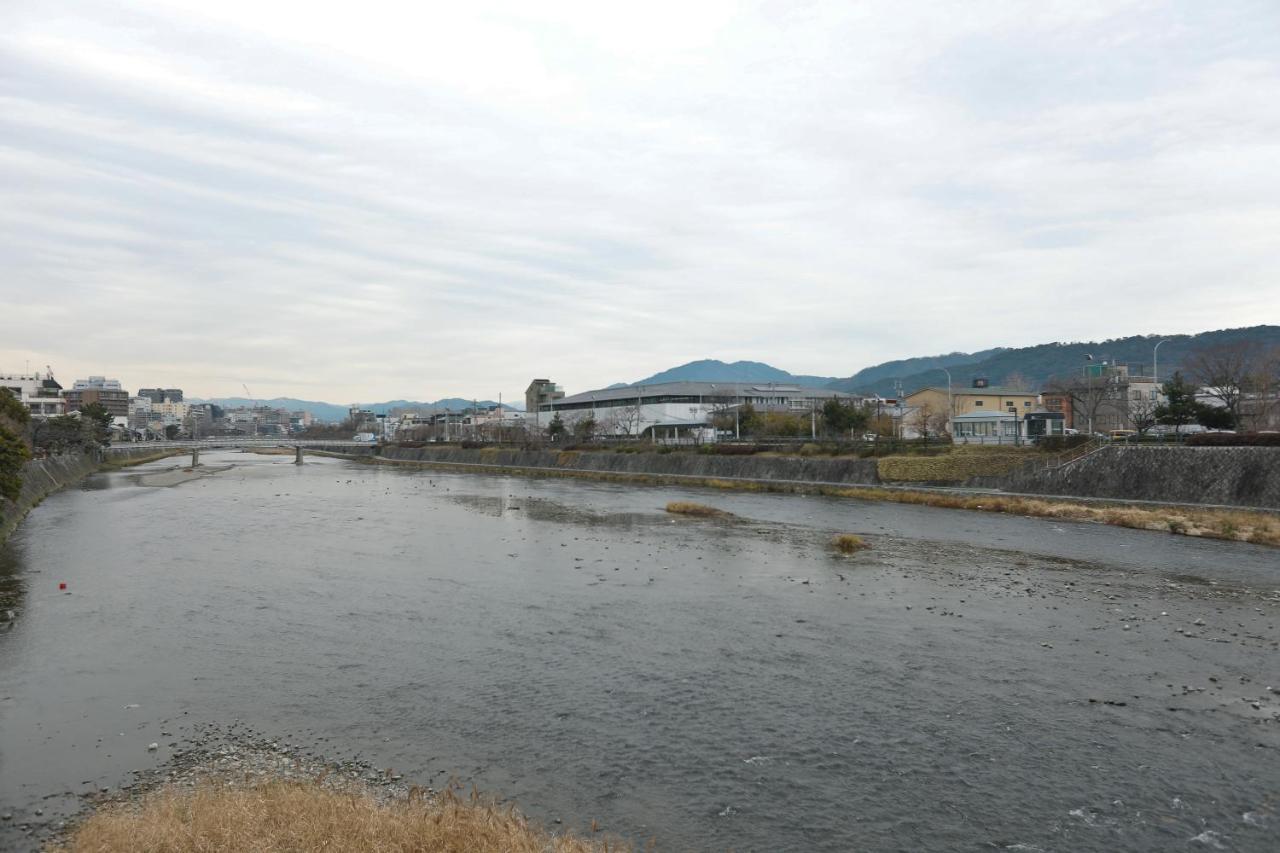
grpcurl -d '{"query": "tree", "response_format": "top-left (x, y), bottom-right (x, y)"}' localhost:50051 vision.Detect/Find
top-left (1196, 404), bottom-right (1235, 431)
top-left (164, 424), bottom-right (181, 440)
top-left (0, 386), bottom-right (30, 436)
top-left (821, 399), bottom-right (869, 437)
top-left (32, 415), bottom-right (94, 454)
top-left (0, 427), bottom-right (29, 501)
top-left (79, 402), bottom-right (113, 445)
top-left (1128, 395), bottom-right (1158, 436)
top-left (737, 402), bottom-right (761, 437)
top-left (572, 415), bottom-right (596, 442)
top-left (910, 402), bottom-right (944, 440)
top-left (1154, 372), bottom-right (1200, 434)
top-left (1044, 369), bottom-right (1127, 435)
top-left (602, 401), bottom-right (642, 436)
top-left (546, 412), bottom-right (566, 442)
top-left (1186, 341), bottom-right (1257, 429)
top-left (0, 388), bottom-right (30, 502)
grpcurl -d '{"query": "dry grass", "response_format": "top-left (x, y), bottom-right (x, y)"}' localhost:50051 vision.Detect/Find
top-left (810, 487), bottom-right (1280, 547)
top-left (831, 533), bottom-right (869, 553)
top-left (665, 501), bottom-right (729, 517)
top-left (51, 780), bottom-right (623, 853)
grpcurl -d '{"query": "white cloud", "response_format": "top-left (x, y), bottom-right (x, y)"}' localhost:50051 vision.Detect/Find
top-left (1, 0), bottom-right (1278, 401)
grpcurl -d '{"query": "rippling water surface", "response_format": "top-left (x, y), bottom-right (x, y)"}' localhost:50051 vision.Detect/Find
top-left (1, 451), bottom-right (1277, 851)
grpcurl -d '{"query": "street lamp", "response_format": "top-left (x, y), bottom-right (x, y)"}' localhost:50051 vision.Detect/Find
top-left (1153, 338), bottom-right (1170, 391)
top-left (1084, 354), bottom-right (1094, 436)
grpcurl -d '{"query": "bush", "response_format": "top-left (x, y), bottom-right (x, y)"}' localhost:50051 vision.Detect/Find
top-left (1035, 435), bottom-right (1091, 452)
top-left (831, 533), bottom-right (869, 553)
top-left (714, 444), bottom-right (762, 455)
top-left (665, 501), bottom-right (729, 517)
top-left (1186, 432), bottom-right (1280, 447)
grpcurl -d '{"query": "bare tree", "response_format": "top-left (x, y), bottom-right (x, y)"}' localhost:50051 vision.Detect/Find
top-left (1128, 394), bottom-right (1159, 436)
top-left (1044, 371), bottom-right (1127, 435)
top-left (1186, 341), bottom-right (1260, 429)
top-left (1234, 344), bottom-right (1280, 431)
top-left (601, 401), bottom-right (643, 437)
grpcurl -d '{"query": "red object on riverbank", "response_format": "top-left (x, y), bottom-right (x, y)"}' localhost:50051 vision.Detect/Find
top-left (59, 582), bottom-right (66, 590)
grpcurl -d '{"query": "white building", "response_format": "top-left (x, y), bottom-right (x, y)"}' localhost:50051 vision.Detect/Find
top-left (1, 369), bottom-right (66, 417)
top-left (537, 381), bottom-right (862, 441)
top-left (71, 376), bottom-right (123, 391)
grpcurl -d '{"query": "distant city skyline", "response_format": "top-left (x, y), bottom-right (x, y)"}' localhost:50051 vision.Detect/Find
top-left (3, 1), bottom-right (1279, 402)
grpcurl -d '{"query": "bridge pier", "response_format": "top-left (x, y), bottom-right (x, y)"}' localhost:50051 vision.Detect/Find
top-left (191, 448), bottom-right (200, 467)
top-left (295, 445), bottom-right (304, 465)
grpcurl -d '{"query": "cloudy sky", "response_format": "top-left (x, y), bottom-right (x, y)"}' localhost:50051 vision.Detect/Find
top-left (2, 1), bottom-right (1278, 403)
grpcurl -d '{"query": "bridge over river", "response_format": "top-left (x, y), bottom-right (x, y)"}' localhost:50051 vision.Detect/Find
top-left (104, 438), bottom-right (371, 465)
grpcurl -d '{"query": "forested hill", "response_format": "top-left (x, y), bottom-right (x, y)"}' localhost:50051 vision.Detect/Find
top-left (829, 325), bottom-right (1280, 397)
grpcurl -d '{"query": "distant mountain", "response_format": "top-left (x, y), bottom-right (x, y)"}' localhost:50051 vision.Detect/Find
top-left (619, 324), bottom-right (1280, 403)
top-left (630, 359), bottom-right (838, 387)
top-left (189, 397), bottom-right (518, 422)
top-left (830, 325), bottom-right (1280, 397)
top-left (833, 348), bottom-right (1007, 390)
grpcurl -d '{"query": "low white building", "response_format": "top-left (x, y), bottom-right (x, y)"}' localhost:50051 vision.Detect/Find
top-left (537, 381), bottom-right (861, 441)
top-left (1, 369), bottom-right (66, 417)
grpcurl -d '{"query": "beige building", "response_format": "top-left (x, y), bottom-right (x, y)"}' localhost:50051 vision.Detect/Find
top-left (904, 380), bottom-right (1040, 432)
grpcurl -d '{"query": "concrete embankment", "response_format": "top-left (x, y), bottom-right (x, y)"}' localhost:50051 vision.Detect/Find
top-left (1, 447), bottom-right (180, 542)
top-left (994, 445), bottom-right (1280, 509)
top-left (379, 445), bottom-right (883, 485)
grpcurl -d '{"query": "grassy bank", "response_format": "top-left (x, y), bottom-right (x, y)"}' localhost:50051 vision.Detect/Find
top-left (876, 445), bottom-right (1037, 482)
top-left (351, 454), bottom-right (1280, 548)
top-left (51, 780), bottom-right (621, 853)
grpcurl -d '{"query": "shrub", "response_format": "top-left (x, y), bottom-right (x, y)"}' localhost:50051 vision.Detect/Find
top-left (1186, 432), bottom-right (1280, 447)
top-left (1033, 435), bottom-right (1091, 452)
top-left (831, 533), bottom-right (869, 553)
top-left (714, 444), bottom-right (762, 455)
top-left (665, 501), bottom-right (729, 517)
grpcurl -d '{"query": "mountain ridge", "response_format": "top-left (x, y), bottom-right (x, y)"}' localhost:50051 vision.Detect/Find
top-left (188, 397), bottom-right (517, 423)
top-left (622, 325), bottom-right (1280, 398)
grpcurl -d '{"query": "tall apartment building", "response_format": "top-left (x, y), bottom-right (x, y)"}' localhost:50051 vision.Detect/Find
top-left (63, 388), bottom-right (130, 419)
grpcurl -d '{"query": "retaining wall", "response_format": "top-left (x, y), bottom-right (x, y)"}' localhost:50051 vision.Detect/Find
top-left (1, 446), bottom-right (178, 542)
top-left (996, 446), bottom-right (1280, 509)
top-left (380, 446), bottom-right (882, 485)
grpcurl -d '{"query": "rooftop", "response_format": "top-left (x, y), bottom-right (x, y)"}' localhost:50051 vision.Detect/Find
top-left (908, 385), bottom-right (1038, 397)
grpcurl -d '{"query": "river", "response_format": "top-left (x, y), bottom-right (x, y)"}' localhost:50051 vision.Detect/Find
top-left (1, 450), bottom-right (1277, 850)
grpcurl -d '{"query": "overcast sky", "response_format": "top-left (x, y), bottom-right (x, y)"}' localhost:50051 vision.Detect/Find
top-left (2, 1), bottom-right (1278, 403)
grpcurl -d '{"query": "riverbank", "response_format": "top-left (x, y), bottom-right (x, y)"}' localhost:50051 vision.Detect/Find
top-left (0, 448), bottom-right (181, 544)
top-left (350, 451), bottom-right (1280, 547)
top-left (41, 727), bottom-right (617, 853)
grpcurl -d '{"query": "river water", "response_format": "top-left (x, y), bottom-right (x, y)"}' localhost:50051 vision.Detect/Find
top-left (1, 451), bottom-right (1277, 851)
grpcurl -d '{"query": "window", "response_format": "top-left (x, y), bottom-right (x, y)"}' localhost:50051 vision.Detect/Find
top-left (1023, 401), bottom-right (1031, 407)
top-left (974, 400), bottom-right (984, 407)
